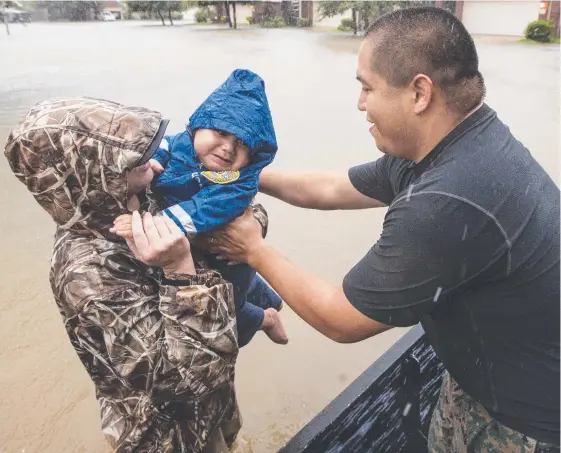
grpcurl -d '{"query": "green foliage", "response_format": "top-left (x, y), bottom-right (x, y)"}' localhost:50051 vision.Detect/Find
top-left (195, 6), bottom-right (211, 23)
top-left (298, 17), bottom-right (312, 27)
top-left (337, 17), bottom-right (354, 31)
top-left (525, 20), bottom-right (553, 43)
top-left (41, 1), bottom-right (101, 21)
top-left (246, 15), bottom-right (254, 25)
top-left (317, 1), bottom-right (350, 20)
top-left (318, 1), bottom-right (439, 32)
top-left (261, 16), bottom-right (285, 28)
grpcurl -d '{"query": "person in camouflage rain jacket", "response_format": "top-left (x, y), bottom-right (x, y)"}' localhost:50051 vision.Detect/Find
top-left (3, 97), bottom-right (265, 453)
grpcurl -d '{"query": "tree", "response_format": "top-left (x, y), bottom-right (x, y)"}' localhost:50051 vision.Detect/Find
top-left (36, 1), bottom-right (100, 21)
top-left (318, 1), bottom-right (436, 35)
top-left (2, 1), bottom-right (9, 35)
top-left (231, 1), bottom-right (237, 29)
top-left (221, 1), bottom-right (251, 29)
top-left (126, 0), bottom-right (183, 26)
top-left (317, 1), bottom-right (356, 34)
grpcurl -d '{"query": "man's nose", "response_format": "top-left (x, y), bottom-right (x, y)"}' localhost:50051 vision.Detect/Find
top-left (357, 92), bottom-right (366, 112)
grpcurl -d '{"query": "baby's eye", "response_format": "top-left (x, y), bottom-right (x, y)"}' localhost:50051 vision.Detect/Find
top-left (236, 139), bottom-right (249, 151)
top-left (216, 130), bottom-right (229, 137)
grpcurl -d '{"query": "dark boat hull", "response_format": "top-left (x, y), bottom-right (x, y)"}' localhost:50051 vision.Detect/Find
top-left (280, 325), bottom-right (445, 453)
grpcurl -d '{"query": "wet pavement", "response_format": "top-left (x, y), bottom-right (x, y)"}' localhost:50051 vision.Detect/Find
top-left (0, 21), bottom-right (558, 453)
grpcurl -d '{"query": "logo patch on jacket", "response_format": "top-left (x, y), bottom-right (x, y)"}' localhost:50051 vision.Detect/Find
top-left (201, 171), bottom-right (240, 184)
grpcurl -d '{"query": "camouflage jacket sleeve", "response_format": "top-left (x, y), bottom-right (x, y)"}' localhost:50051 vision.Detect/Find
top-left (74, 266), bottom-right (238, 404)
top-left (252, 203), bottom-right (268, 238)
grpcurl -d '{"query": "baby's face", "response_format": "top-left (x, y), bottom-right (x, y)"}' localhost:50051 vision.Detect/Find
top-left (193, 129), bottom-right (250, 171)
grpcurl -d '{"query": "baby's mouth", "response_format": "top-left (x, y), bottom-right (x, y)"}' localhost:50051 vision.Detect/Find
top-left (213, 154), bottom-right (233, 165)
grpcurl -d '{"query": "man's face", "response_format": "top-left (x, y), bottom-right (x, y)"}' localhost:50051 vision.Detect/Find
top-left (127, 160), bottom-right (154, 196)
top-left (356, 38), bottom-right (419, 159)
top-left (193, 128), bottom-right (250, 171)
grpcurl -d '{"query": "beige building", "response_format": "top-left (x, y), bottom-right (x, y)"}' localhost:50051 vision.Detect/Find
top-left (457, 0), bottom-right (559, 37)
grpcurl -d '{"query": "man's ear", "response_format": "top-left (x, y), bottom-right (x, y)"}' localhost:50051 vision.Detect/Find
top-left (410, 74), bottom-right (433, 114)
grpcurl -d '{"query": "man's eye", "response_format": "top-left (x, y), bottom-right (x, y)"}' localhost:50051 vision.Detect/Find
top-left (362, 87), bottom-right (371, 93)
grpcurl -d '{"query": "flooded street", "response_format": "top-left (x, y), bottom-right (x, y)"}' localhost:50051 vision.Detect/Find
top-left (0, 21), bottom-right (558, 453)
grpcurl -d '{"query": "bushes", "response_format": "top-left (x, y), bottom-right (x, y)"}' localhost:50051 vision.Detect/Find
top-left (261, 16), bottom-right (285, 28)
top-left (337, 17), bottom-right (355, 32)
top-left (246, 15), bottom-right (254, 25)
top-left (298, 17), bottom-right (312, 27)
top-left (195, 7), bottom-right (211, 23)
top-left (525, 20), bottom-right (553, 43)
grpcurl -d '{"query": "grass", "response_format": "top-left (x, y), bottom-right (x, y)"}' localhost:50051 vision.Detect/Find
top-left (518, 37), bottom-right (560, 44)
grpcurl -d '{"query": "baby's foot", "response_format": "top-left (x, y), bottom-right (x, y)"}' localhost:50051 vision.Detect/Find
top-left (261, 308), bottom-right (288, 345)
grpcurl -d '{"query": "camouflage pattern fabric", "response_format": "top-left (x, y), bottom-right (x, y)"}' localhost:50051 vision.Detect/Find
top-left (428, 372), bottom-right (539, 453)
top-left (4, 97), bottom-right (242, 453)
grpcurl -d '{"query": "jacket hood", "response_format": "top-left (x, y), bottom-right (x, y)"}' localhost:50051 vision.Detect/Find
top-left (4, 97), bottom-right (167, 238)
top-left (189, 69), bottom-right (277, 168)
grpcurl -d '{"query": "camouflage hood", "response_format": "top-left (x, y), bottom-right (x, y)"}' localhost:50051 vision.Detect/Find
top-left (4, 97), bottom-right (168, 237)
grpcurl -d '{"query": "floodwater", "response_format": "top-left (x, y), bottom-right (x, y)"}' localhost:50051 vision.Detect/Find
top-left (0, 21), bottom-right (558, 453)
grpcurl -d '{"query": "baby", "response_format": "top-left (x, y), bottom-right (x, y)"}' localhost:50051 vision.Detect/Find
top-left (113, 69), bottom-right (287, 346)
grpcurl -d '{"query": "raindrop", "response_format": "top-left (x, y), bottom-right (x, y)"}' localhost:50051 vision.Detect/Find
top-left (461, 225), bottom-right (468, 241)
top-left (525, 184), bottom-right (530, 196)
top-left (460, 261), bottom-right (468, 280)
top-left (406, 184), bottom-right (413, 201)
top-left (403, 402), bottom-right (412, 417)
top-left (433, 287), bottom-right (442, 302)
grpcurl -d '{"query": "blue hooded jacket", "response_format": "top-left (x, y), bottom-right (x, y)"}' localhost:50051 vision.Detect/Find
top-left (151, 69), bottom-right (277, 236)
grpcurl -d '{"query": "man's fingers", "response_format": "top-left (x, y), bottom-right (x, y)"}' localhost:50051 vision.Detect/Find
top-left (125, 237), bottom-right (140, 258)
top-left (142, 212), bottom-right (162, 245)
top-left (154, 215), bottom-right (171, 238)
top-left (163, 216), bottom-right (184, 238)
top-left (131, 211), bottom-right (150, 253)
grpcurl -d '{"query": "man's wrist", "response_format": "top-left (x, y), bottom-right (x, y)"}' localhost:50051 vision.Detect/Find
top-left (247, 238), bottom-right (272, 269)
top-left (162, 258), bottom-right (196, 277)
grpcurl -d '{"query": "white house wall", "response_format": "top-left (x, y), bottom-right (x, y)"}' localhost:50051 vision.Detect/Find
top-left (462, 0), bottom-right (540, 36)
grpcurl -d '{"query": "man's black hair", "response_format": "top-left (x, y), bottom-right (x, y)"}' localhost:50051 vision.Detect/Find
top-left (365, 7), bottom-right (485, 113)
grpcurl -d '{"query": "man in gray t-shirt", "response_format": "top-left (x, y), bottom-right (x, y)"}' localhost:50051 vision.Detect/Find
top-left (203, 7), bottom-right (560, 452)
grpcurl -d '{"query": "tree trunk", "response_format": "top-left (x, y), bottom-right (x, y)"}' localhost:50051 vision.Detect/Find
top-left (225, 1), bottom-right (232, 28)
top-left (168, 9), bottom-right (174, 26)
top-left (232, 2), bottom-right (237, 29)
top-left (352, 7), bottom-right (357, 35)
top-left (157, 9), bottom-right (165, 26)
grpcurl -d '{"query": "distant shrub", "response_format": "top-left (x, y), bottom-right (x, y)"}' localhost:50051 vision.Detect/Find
top-left (195, 7), bottom-right (210, 23)
top-left (337, 17), bottom-right (354, 32)
top-left (261, 16), bottom-right (285, 28)
top-left (525, 20), bottom-right (553, 43)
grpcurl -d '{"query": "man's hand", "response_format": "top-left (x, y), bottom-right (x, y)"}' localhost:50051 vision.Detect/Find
top-left (199, 209), bottom-right (265, 265)
top-left (116, 211), bottom-right (195, 276)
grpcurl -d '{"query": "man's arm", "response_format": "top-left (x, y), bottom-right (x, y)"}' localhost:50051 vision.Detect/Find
top-left (248, 240), bottom-right (393, 343)
top-left (202, 209), bottom-right (391, 343)
top-left (204, 192), bottom-right (506, 342)
top-left (259, 169), bottom-right (386, 210)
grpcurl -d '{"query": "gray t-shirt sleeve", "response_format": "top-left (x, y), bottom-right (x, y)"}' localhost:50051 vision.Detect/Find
top-left (348, 156), bottom-right (395, 205)
top-left (343, 194), bottom-right (509, 327)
